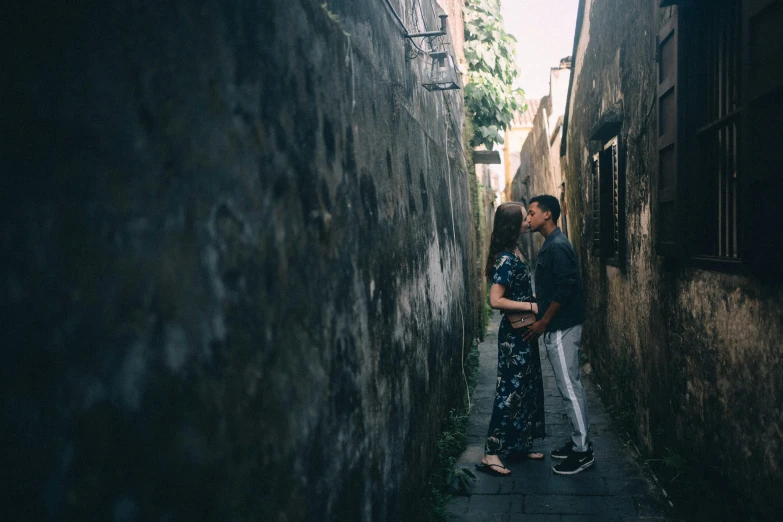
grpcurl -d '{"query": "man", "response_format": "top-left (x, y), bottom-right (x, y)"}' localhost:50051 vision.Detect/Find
top-left (523, 195), bottom-right (593, 475)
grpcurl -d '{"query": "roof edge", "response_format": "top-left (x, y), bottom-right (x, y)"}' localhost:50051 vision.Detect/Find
top-left (559, 0), bottom-right (587, 158)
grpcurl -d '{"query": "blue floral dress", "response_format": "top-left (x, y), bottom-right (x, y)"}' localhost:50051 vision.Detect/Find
top-left (485, 249), bottom-right (546, 457)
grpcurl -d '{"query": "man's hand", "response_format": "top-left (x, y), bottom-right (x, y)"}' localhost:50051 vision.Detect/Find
top-left (523, 320), bottom-right (547, 342)
top-left (525, 301), bottom-right (560, 342)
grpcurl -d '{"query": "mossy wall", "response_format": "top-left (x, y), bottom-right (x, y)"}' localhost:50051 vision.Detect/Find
top-left (562, 1), bottom-right (783, 517)
top-left (2, 1), bottom-right (479, 520)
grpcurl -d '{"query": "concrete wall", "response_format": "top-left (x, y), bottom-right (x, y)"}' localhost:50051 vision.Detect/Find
top-left (561, 0), bottom-right (783, 517)
top-left (2, 1), bottom-right (479, 520)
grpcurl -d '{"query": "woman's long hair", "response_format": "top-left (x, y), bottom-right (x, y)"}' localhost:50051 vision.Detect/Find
top-left (484, 202), bottom-right (525, 278)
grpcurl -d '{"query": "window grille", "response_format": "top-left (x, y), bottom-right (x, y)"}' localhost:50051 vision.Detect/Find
top-left (690, 0), bottom-right (742, 259)
top-left (658, 0), bottom-right (783, 273)
top-left (591, 137), bottom-right (623, 264)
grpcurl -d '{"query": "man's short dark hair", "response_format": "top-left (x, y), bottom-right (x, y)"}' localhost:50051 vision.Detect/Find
top-left (529, 195), bottom-right (561, 224)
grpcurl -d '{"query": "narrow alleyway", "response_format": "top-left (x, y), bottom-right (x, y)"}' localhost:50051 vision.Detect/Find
top-left (445, 311), bottom-right (670, 521)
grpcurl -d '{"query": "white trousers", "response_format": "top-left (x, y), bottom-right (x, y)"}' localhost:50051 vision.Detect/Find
top-left (541, 324), bottom-right (591, 453)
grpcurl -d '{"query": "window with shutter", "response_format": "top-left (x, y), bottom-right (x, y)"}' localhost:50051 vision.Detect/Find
top-left (607, 138), bottom-right (621, 261)
top-left (591, 153), bottom-right (600, 253)
top-left (599, 138), bottom-right (623, 264)
top-left (656, 14), bottom-right (681, 257)
top-left (656, 0), bottom-right (782, 274)
top-left (590, 136), bottom-right (625, 265)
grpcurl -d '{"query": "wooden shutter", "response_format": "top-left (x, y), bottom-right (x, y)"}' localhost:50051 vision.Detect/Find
top-left (599, 144), bottom-right (611, 259)
top-left (591, 153), bottom-right (601, 253)
top-left (742, 0), bottom-right (783, 276)
top-left (597, 138), bottom-right (621, 262)
top-left (656, 14), bottom-right (682, 257)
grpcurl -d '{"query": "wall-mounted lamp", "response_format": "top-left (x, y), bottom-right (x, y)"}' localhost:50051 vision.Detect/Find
top-left (402, 14), bottom-right (460, 91)
top-left (422, 51), bottom-right (460, 91)
top-left (381, 0), bottom-right (460, 92)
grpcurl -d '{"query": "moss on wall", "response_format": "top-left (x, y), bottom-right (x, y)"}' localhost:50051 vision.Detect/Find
top-left (562, 1), bottom-right (783, 518)
top-left (1, 0), bottom-right (479, 520)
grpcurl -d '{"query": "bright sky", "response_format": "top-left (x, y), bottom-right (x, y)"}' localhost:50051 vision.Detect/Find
top-left (500, 0), bottom-right (579, 99)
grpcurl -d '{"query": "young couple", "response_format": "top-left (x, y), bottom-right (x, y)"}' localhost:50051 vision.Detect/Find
top-left (476, 195), bottom-right (593, 477)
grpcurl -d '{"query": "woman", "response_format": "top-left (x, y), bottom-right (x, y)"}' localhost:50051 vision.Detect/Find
top-left (476, 202), bottom-right (546, 477)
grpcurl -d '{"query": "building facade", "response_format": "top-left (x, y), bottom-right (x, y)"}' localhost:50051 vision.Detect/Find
top-left (511, 61), bottom-right (572, 265)
top-left (502, 97), bottom-right (539, 201)
top-left (560, 0), bottom-right (783, 517)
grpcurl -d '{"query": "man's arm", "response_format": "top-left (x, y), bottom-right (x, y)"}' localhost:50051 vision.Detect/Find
top-left (523, 244), bottom-right (577, 340)
top-left (551, 243), bottom-right (578, 306)
top-left (537, 300), bottom-right (562, 326)
top-left (523, 301), bottom-right (560, 340)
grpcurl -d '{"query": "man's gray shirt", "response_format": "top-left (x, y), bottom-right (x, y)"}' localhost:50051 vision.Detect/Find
top-left (534, 227), bottom-right (586, 332)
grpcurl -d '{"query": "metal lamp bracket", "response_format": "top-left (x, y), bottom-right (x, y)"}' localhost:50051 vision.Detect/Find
top-left (404, 14), bottom-right (448, 40)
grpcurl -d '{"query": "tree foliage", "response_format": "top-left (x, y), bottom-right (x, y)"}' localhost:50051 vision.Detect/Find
top-left (463, 0), bottom-right (525, 149)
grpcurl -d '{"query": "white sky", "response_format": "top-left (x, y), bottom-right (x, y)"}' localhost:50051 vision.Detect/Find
top-left (500, 0), bottom-right (579, 99)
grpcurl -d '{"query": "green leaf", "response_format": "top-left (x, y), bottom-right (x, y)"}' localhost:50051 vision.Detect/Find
top-left (463, 0), bottom-right (525, 149)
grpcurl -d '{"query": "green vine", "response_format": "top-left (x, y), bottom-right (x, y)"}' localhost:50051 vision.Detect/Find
top-left (463, 0), bottom-right (525, 149)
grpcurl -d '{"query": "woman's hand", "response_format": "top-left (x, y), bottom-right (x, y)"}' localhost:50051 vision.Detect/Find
top-left (530, 302), bottom-right (538, 315)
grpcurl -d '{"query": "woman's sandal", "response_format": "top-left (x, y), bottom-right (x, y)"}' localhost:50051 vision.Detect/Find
top-left (474, 462), bottom-right (512, 476)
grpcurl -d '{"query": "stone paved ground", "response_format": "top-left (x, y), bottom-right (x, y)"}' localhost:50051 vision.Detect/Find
top-left (446, 312), bottom-right (670, 522)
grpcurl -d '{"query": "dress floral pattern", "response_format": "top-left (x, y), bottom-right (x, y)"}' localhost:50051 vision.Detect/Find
top-left (485, 249), bottom-right (546, 457)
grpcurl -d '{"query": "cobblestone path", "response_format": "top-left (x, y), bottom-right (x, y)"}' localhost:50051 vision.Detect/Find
top-left (445, 312), bottom-right (670, 522)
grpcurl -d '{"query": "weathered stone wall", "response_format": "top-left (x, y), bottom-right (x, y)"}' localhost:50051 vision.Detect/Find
top-left (561, 0), bottom-right (783, 517)
top-left (2, 1), bottom-right (478, 520)
top-left (510, 95), bottom-right (567, 266)
top-left (475, 162), bottom-right (499, 238)
top-left (513, 96), bottom-right (551, 262)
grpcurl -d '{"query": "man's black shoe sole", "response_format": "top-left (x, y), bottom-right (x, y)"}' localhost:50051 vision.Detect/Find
top-left (552, 456), bottom-right (595, 475)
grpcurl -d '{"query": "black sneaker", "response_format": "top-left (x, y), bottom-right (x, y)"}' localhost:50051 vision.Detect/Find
top-left (550, 440), bottom-right (575, 460)
top-left (552, 449), bottom-right (594, 475)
